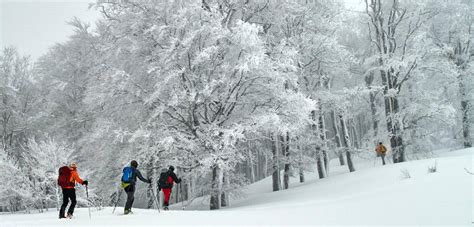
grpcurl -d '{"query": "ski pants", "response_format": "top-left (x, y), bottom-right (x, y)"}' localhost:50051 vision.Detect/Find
top-left (162, 188), bottom-right (172, 206)
top-left (124, 184), bottom-right (136, 211)
top-left (381, 153), bottom-right (386, 165)
top-left (59, 188), bottom-right (77, 217)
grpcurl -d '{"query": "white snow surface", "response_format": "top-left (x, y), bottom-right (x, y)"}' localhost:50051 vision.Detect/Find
top-left (1, 148), bottom-right (472, 226)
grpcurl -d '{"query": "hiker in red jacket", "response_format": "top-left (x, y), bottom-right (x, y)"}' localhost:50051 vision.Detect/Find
top-left (158, 166), bottom-right (181, 210)
top-left (58, 162), bottom-right (88, 219)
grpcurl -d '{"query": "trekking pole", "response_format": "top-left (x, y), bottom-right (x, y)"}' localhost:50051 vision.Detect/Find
top-left (112, 188), bottom-right (123, 214)
top-left (150, 187), bottom-right (160, 213)
top-left (86, 185), bottom-right (91, 219)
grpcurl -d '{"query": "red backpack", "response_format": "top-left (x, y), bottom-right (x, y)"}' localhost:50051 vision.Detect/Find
top-left (58, 166), bottom-right (72, 187)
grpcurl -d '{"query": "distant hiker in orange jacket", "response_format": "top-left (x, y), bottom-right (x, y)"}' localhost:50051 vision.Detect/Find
top-left (375, 142), bottom-right (387, 165)
top-left (58, 162), bottom-right (88, 219)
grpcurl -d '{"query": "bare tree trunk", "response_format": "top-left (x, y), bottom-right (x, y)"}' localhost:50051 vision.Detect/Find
top-left (314, 110), bottom-right (327, 178)
top-left (182, 176), bottom-right (188, 202)
top-left (332, 111), bottom-right (345, 165)
top-left (271, 132), bottom-right (280, 192)
top-left (210, 165), bottom-right (220, 210)
top-left (221, 171), bottom-right (228, 207)
top-left (297, 143), bottom-right (304, 183)
top-left (282, 132), bottom-right (290, 189)
top-left (381, 70), bottom-right (405, 163)
top-left (299, 167), bottom-right (305, 183)
top-left (340, 115), bottom-right (355, 172)
top-left (350, 120), bottom-right (360, 149)
top-left (319, 110), bottom-right (328, 175)
top-left (316, 151), bottom-right (325, 179)
top-left (247, 141), bottom-right (256, 183)
top-left (256, 149), bottom-right (261, 181)
top-left (264, 146), bottom-right (268, 178)
top-left (460, 75), bottom-right (472, 148)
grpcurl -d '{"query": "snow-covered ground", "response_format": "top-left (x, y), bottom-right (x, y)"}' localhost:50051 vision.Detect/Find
top-left (1, 148), bottom-right (472, 226)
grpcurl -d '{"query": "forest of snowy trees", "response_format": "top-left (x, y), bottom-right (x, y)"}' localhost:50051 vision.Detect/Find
top-left (0, 0), bottom-right (472, 212)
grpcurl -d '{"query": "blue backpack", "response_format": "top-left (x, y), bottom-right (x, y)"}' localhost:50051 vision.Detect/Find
top-left (121, 167), bottom-right (134, 183)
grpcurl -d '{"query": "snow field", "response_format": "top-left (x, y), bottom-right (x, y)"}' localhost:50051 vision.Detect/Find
top-left (1, 148), bottom-right (472, 226)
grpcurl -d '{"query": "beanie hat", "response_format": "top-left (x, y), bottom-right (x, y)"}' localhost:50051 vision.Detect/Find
top-left (131, 160), bottom-right (138, 168)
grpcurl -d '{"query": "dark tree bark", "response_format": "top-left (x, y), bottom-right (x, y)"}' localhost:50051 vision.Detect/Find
top-left (271, 133), bottom-right (280, 191)
top-left (460, 79), bottom-right (471, 148)
top-left (313, 110), bottom-right (327, 178)
top-left (331, 110), bottom-right (345, 165)
top-left (282, 132), bottom-right (290, 189)
top-left (221, 172), bottom-right (228, 207)
top-left (299, 168), bottom-right (305, 183)
top-left (454, 40), bottom-right (472, 148)
top-left (316, 152), bottom-right (325, 179)
top-left (210, 165), bottom-right (220, 210)
top-left (319, 111), bottom-right (328, 175)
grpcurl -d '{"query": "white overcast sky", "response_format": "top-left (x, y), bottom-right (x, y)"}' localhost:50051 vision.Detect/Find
top-left (1, 0), bottom-right (365, 61)
top-left (0, 0), bottom-right (99, 59)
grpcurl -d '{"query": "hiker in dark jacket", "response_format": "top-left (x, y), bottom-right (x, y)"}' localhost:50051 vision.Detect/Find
top-left (158, 166), bottom-right (181, 210)
top-left (123, 160), bottom-right (151, 214)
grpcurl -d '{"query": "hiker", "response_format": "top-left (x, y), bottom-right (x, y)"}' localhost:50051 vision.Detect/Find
top-left (158, 166), bottom-right (181, 210)
top-left (121, 160), bottom-right (151, 214)
top-left (375, 142), bottom-right (387, 165)
top-left (58, 162), bottom-right (88, 219)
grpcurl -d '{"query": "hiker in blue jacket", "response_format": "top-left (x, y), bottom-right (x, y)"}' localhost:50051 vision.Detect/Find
top-left (122, 160), bottom-right (151, 214)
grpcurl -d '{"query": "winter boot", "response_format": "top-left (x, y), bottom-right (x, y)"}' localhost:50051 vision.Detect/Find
top-left (163, 206), bottom-right (169, 211)
top-left (124, 209), bottom-right (133, 215)
top-left (66, 213), bottom-right (73, 219)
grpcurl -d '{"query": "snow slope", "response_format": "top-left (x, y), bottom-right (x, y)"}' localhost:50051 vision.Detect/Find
top-left (1, 148), bottom-right (472, 226)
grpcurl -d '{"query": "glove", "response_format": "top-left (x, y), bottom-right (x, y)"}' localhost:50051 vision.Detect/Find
top-left (82, 180), bottom-right (88, 186)
top-left (177, 178), bottom-right (182, 183)
top-left (148, 178), bottom-right (152, 184)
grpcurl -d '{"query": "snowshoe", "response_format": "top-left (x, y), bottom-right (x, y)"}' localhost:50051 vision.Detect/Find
top-left (163, 206), bottom-right (169, 211)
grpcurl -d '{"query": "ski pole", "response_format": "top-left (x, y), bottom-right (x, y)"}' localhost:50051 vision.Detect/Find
top-left (86, 185), bottom-right (91, 219)
top-left (112, 188), bottom-right (123, 214)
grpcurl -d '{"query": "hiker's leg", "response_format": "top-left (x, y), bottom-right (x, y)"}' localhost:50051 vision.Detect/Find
top-left (124, 186), bottom-right (135, 211)
top-left (59, 189), bottom-right (69, 218)
top-left (162, 189), bottom-right (171, 206)
top-left (67, 189), bottom-right (77, 215)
